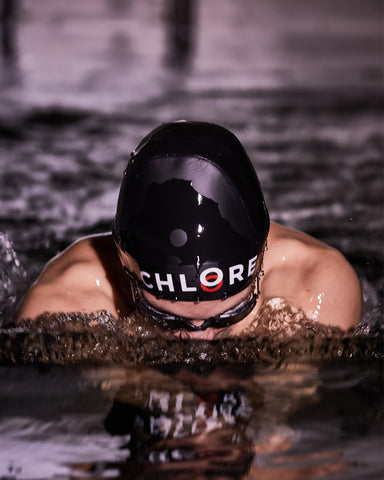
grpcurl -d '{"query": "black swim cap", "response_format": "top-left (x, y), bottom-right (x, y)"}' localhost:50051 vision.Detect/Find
top-left (113, 121), bottom-right (269, 301)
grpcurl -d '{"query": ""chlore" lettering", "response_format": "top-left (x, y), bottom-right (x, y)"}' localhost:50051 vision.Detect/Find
top-left (140, 255), bottom-right (258, 293)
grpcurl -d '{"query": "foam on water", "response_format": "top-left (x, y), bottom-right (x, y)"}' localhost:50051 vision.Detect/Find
top-left (1, 306), bottom-right (381, 369)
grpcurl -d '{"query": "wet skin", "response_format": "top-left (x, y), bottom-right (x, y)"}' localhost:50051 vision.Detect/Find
top-left (15, 222), bottom-right (362, 335)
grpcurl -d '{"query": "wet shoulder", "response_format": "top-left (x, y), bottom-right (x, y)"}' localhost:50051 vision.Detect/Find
top-left (15, 234), bottom-right (119, 319)
top-left (41, 233), bottom-right (114, 282)
top-left (265, 222), bottom-right (332, 270)
top-left (263, 223), bottom-right (361, 329)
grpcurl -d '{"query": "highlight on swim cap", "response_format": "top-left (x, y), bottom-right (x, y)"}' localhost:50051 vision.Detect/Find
top-left (113, 120), bottom-right (270, 301)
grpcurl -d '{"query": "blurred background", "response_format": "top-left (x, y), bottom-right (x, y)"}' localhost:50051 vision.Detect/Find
top-left (0, 0), bottom-right (383, 324)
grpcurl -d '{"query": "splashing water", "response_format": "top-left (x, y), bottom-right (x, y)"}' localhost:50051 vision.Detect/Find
top-left (0, 233), bottom-right (26, 325)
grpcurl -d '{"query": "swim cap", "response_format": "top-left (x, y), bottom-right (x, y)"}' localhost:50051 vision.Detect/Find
top-left (113, 121), bottom-right (269, 301)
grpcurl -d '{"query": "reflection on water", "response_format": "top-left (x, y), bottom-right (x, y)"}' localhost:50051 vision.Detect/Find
top-left (103, 366), bottom-right (260, 478)
top-left (0, 361), bottom-right (381, 479)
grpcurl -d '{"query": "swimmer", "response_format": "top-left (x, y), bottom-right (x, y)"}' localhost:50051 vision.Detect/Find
top-left (15, 121), bottom-right (362, 338)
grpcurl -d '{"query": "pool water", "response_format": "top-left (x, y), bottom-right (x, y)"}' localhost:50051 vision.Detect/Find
top-left (0, 0), bottom-right (383, 478)
top-left (0, 359), bottom-right (382, 479)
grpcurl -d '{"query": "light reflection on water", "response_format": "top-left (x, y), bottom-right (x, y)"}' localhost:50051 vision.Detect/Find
top-left (0, 0), bottom-right (383, 478)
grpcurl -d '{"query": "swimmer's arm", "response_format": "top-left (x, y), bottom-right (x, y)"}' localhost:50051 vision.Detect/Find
top-left (300, 249), bottom-right (362, 330)
top-left (15, 239), bottom-right (119, 320)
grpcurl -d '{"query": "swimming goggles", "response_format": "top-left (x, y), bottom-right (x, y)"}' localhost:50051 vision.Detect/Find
top-left (124, 268), bottom-right (259, 332)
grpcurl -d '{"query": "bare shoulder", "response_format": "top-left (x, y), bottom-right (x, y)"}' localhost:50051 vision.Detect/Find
top-left (262, 223), bottom-right (362, 330)
top-left (15, 234), bottom-right (121, 320)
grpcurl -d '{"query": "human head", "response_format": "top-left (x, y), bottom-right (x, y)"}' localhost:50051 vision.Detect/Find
top-left (113, 120), bottom-right (269, 304)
